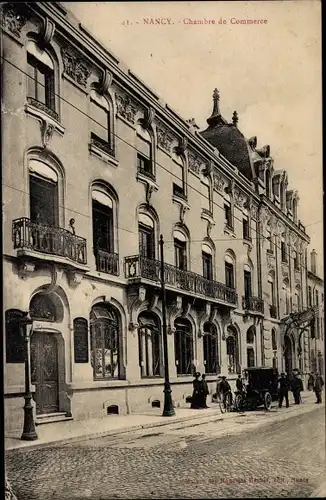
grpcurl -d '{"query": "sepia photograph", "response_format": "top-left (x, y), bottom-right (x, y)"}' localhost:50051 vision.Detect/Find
top-left (2, 1), bottom-right (324, 498)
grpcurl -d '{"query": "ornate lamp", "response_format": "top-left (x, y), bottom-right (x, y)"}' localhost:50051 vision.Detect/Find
top-left (19, 312), bottom-right (38, 441)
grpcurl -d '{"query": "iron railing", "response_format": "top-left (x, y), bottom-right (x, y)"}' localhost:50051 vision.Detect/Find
top-left (12, 218), bottom-right (87, 265)
top-left (95, 249), bottom-right (119, 276)
top-left (27, 97), bottom-right (59, 122)
top-left (125, 255), bottom-right (238, 306)
top-left (90, 133), bottom-right (115, 157)
top-left (137, 163), bottom-right (156, 182)
top-left (242, 295), bottom-right (264, 314)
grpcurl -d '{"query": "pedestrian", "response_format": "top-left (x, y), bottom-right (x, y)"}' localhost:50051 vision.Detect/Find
top-left (313, 372), bottom-right (324, 404)
top-left (200, 374), bottom-right (210, 408)
top-left (291, 372), bottom-right (303, 404)
top-left (236, 374), bottom-right (245, 395)
top-left (307, 372), bottom-right (314, 391)
top-left (191, 372), bottom-right (202, 409)
top-left (219, 376), bottom-right (233, 409)
top-left (278, 372), bottom-right (289, 408)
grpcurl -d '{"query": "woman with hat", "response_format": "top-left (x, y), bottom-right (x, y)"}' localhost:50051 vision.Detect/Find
top-left (191, 372), bottom-right (202, 409)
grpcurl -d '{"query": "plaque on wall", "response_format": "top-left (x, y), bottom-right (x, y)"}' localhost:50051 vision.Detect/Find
top-left (73, 317), bottom-right (89, 363)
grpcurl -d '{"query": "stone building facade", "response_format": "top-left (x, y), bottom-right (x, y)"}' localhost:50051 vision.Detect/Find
top-left (307, 250), bottom-right (324, 376)
top-left (2, 2), bottom-right (314, 432)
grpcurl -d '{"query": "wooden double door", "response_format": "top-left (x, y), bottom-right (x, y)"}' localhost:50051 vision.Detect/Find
top-left (31, 332), bottom-right (59, 414)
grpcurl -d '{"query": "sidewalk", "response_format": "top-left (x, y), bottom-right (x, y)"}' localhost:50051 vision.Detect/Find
top-left (5, 390), bottom-right (320, 453)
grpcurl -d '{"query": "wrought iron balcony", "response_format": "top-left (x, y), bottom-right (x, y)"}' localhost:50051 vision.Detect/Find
top-left (27, 97), bottom-right (59, 122)
top-left (95, 249), bottom-right (119, 276)
top-left (173, 184), bottom-right (187, 201)
top-left (12, 218), bottom-right (87, 265)
top-left (242, 295), bottom-right (264, 314)
top-left (137, 161), bottom-right (156, 182)
top-left (125, 255), bottom-right (238, 306)
top-left (269, 305), bottom-right (278, 318)
top-left (90, 133), bottom-right (115, 157)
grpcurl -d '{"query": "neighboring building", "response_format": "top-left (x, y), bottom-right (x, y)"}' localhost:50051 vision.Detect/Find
top-left (2, 2), bottom-right (315, 432)
top-left (307, 250), bottom-right (324, 376)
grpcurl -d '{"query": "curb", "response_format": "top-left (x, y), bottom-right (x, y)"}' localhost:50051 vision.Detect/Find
top-left (5, 409), bottom-right (227, 453)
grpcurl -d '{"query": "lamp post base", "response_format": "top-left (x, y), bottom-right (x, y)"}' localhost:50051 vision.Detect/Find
top-left (21, 394), bottom-right (38, 441)
top-left (162, 382), bottom-right (175, 417)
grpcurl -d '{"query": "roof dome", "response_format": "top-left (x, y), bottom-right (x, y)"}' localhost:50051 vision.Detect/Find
top-left (200, 89), bottom-right (253, 180)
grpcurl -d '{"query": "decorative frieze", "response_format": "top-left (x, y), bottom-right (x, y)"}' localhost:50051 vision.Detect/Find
top-left (61, 45), bottom-right (91, 88)
top-left (156, 123), bottom-right (175, 153)
top-left (0, 3), bottom-right (28, 38)
top-left (234, 187), bottom-right (246, 209)
top-left (213, 172), bottom-right (226, 193)
top-left (115, 91), bottom-right (138, 124)
top-left (266, 253), bottom-right (275, 270)
top-left (294, 269), bottom-right (301, 284)
top-left (281, 263), bottom-right (289, 278)
top-left (188, 150), bottom-right (206, 175)
top-left (250, 202), bottom-right (259, 220)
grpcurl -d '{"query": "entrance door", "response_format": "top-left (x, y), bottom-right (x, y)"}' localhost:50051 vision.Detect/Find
top-left (31, 332), bottom-right (59, 414)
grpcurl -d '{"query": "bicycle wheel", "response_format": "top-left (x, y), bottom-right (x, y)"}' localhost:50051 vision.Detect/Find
top-left (225, 393), bottom-right (232, 412)
top-left (218, 395), bottom-right (226, 414)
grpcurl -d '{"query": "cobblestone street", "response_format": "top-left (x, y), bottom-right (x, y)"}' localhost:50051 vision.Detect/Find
top-left (6, 405), bottom-right (325, 499)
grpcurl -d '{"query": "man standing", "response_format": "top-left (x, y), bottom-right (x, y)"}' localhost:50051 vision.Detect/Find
top-left (220, 376), bottom-right (232, 408)
top-left (200, 374), bottom-right (210, 408)
top-left (236, 374), bottom-right (245, 394)
top-left (307, 372), bottom-right (315, 391)
top-left (291, 372), bottom-right (303, 404)
top-left (278, 372), bottom-right (289, 408)
top-left (313, 372), bottom-right (324, 404)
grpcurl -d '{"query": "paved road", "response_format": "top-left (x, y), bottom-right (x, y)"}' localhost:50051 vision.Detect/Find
top-left (6, 406), bottom-right (325, 499)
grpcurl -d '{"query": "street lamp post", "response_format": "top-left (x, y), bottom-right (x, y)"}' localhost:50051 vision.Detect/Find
top-left (19, 312), bottom-right (38, 441)
top-left (159, 235), bottom-right (175, 417)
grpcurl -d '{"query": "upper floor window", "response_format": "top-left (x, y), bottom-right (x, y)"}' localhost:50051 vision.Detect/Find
top-left (137, 125), bottom-right (153, 178)
top-left (172, 153), bottom-right (186, 199)
top-left (243, 214), bottom-right (250, 241)
top-left (316, 290), bottom-right (319, 307)
top-left (90, 91), bottom-right (112, 154)
top-left (282, 281), bottom-right (290, 315)
top-left (271, 328), bottom-right (277, 350)
top-left (281, 235), bottom-right (287, 263)
top-left (202, 243), bottom-right (213, 281)
top-left (201, 176), bottom-right (212, 214)
top-left (265, 169), bottom-right (271, 198)
top-left (224, 197), bottom-right (233, 230)
top-left (266, 226), bottom-right (273, 253)
top-left (295, 286), bottom-right (301, 311)
top-left (268, 274), bottom-right (275, 306)
top-left (92, 190), bottom-right (114, 255)
top-left (293, 251), bottom-right (299, 270)
top-left (308, 286), bottom-right (312, 307)
top-left (225, 254), bottom-right (235, 289)
top-left (244, 265), bottom-right (252, 298)
top-left (174, 230), bottom-right (187, 271)
top-left (26, 41), bottom-right (55, 113)
top-left (139, 213), bottom-right (155, 260)
top-left (29, 160), bottom-right (58, 227)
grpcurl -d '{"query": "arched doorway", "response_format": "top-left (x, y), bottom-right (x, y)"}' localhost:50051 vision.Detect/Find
top-left (138, 312), bottom-right (162, 377)
top-left (284, 334), bottom-right (293, 376)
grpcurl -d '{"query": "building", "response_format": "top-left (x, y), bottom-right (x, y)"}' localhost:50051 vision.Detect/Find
top-left (2, 2), bottom-right (316, 432)
top-left (307, 250), bottom-right (324, 376)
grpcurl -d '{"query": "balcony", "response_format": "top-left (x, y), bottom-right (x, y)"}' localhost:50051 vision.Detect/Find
top-left (26, 97), bottom-right (59, 122)
top-left (173, 184), bottom-right (187, 201)
top-left (90, 133), bottom-right (115, 157)
top-left (125, 255), bottom-right (238, 306)
top-left (269, 305), bottom-right (278, 319)
top-left (95, 249), bottom-right (119, 276)
top-left (242, 295), bottom-right (264, 314)
top-left (137, 158), bottom-right (156, 182)
top-left (12, 218), bottom-right (87, 267)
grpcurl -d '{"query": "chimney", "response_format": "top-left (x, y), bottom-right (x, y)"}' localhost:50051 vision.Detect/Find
top-left (311, 249), bottom-right (317, 274)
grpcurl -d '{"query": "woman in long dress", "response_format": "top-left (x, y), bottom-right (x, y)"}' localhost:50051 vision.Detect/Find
top-left (191, 372), bottom-right (202, 409)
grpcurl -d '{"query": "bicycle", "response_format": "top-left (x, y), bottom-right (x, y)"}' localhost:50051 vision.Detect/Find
top-left (217, 391), bottom-right (233, 413)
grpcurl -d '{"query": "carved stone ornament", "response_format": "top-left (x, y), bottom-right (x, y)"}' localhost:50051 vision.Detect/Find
top-left (281, 263), bottom-right (289, 277)
top-left (97, 69), bottom-right (112, 95)
top-left (145, 183), bottom-right (157, 204)
top-left (213, 173), bottom-right (226, 193)
top-left (67, 270), bottom-right (83, 287)
top-left (18, 261), bottom-right (35, 279)
top-left (156, 124), bottom-right (175, 153)
top-left (188, 150), bottom-right (203, 175)
top-left (167, 296), bottom-right (183, 334)
top-left (266, 253), bottom-right (275, 270)
top-left (198, 303), bottom-right (212, 338)
top-left (234, 187), bottom-right (245, 209)
top-left (39, 17), bottom-right (55, 46)
top-left (250, 202), bottom-right (259, 220)
top-left (41, 120), bottom-right (55, 148)
top-left (115, 91), bottom-right (138, 124)
top-left (0, 3), bottom-right (28, 37)
top-left (294, 269), bottom-right (301, 284)
top-left (221, 311), bottom-right (236, 340)
top-left (127, 286), bottom-right (147, 331)
top-left (142, 107), bottom-right (155, 130)
top-left (176, 136), bottom-right (188, 156)
top-left (180, 204), bottom-right (189, 223)
top-left (61, 45), bottom-right (91, 88)
top-left (207, 220), bottom-right (215, 238)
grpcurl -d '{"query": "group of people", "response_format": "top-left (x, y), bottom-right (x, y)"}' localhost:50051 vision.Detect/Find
top-left (190, 372), bottom-right (210, 409)
top-left (278, 371), bottom-right (324, 408)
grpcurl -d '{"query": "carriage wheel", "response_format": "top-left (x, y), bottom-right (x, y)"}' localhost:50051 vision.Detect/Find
top-left (234, 394), bottom-right (243, 412)
top-left (264, 392), bottom-right (272, 411)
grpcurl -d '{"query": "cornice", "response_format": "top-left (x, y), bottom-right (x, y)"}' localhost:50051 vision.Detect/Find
top-left (307, 270), bottom-right (324, 284)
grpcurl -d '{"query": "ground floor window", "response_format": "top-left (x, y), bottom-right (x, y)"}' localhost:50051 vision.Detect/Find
top-left (203, 323), bottom-right (219, 374)
top-left (247, 347), bottom-right (255, 367)
top-left (174, 318), bottom-right (193, 375)
top-left (138, 312), bottom-right (162, 377)
top-left (226, 327), bottom-right (240, 374)
top-left (90, 304), bottom-right (120, 379)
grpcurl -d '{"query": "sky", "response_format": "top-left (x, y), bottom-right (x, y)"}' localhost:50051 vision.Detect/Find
top-left (63, 1), bottom-right (323, 271)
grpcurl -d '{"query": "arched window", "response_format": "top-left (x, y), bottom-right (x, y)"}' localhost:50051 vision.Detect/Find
top-left (265, 169), bottom-right (271, 198)
top-left (30, 293), bottom-right (57, 321)
top-left (268, 274), bottom-right (275, 308)
top-left (26, 40), bottom-right (56, 114)
top-left (246, 326), bottom-right (255, 344)
top-left (226, 326), bottom-right (240, 374)
top-left (172, 152), bottom-right (186, 199)
top-left (5, 309), bottom-right (25, 363)
top-left (281, 234), bottom-right (287, 262)
top-left (272, 328), bottom-right (277, 350)
top-left (90, 303), bottom-right (121, 379)
top-left (224, 191), bottom-right (233, 229)
top-left (225, 253), bottom-right (235, 289)
top-left (242, 207), bottom-right (250, 241)
top-left (174, 229), bottom-right (188, 271)
top-left (247, 347), bottom-right (255, 368)
top-left (136, 125), bottom-right (153, 178)
top-left (92, 187), bottom-right (118, 275)
top-left (201, 175), bottom-right (212, 214)
top-left (29, 160), bottom-right (59, 227)
top-left (139, 212), bottom-right (155, 259)
top-left (174, 318), bottom-right (193, 375)
top-left (138, 312), bottom-right (162, 377)
top-left (203, 323), bottom-right (218, 374)
top-left (244, 263), bottom-right (252, 299)
top-left (202, 243), bottom-right (213, 281)
top-left (90, 90), bottom-right (113, 155)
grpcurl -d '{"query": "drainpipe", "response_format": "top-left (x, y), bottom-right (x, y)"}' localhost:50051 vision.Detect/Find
top-left (256, 201), bottom-right (264, 366)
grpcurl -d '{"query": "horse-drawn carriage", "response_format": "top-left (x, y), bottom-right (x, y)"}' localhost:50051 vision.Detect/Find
top-left (235, 367), bottom-right (279, 411)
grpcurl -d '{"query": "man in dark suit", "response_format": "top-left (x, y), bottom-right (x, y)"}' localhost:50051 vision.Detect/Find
top-left (278, 372), bottom-right (290, 408)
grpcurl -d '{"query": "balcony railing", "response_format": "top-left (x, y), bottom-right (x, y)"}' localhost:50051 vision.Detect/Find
top-left (125, 255), bottom-right (238, 306)
top-left (12, 218), bottom-right (87, 265)
top-left (27, 97), bottom-right (59, 122)
top-left (242, 295), bottom-right (264, 314)
top-left (270, 305), bottom-right (278, 318)
top-left (90, 133), bottom-right (115, 157)
top-left (95, 249), bottom-right (119, 276)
